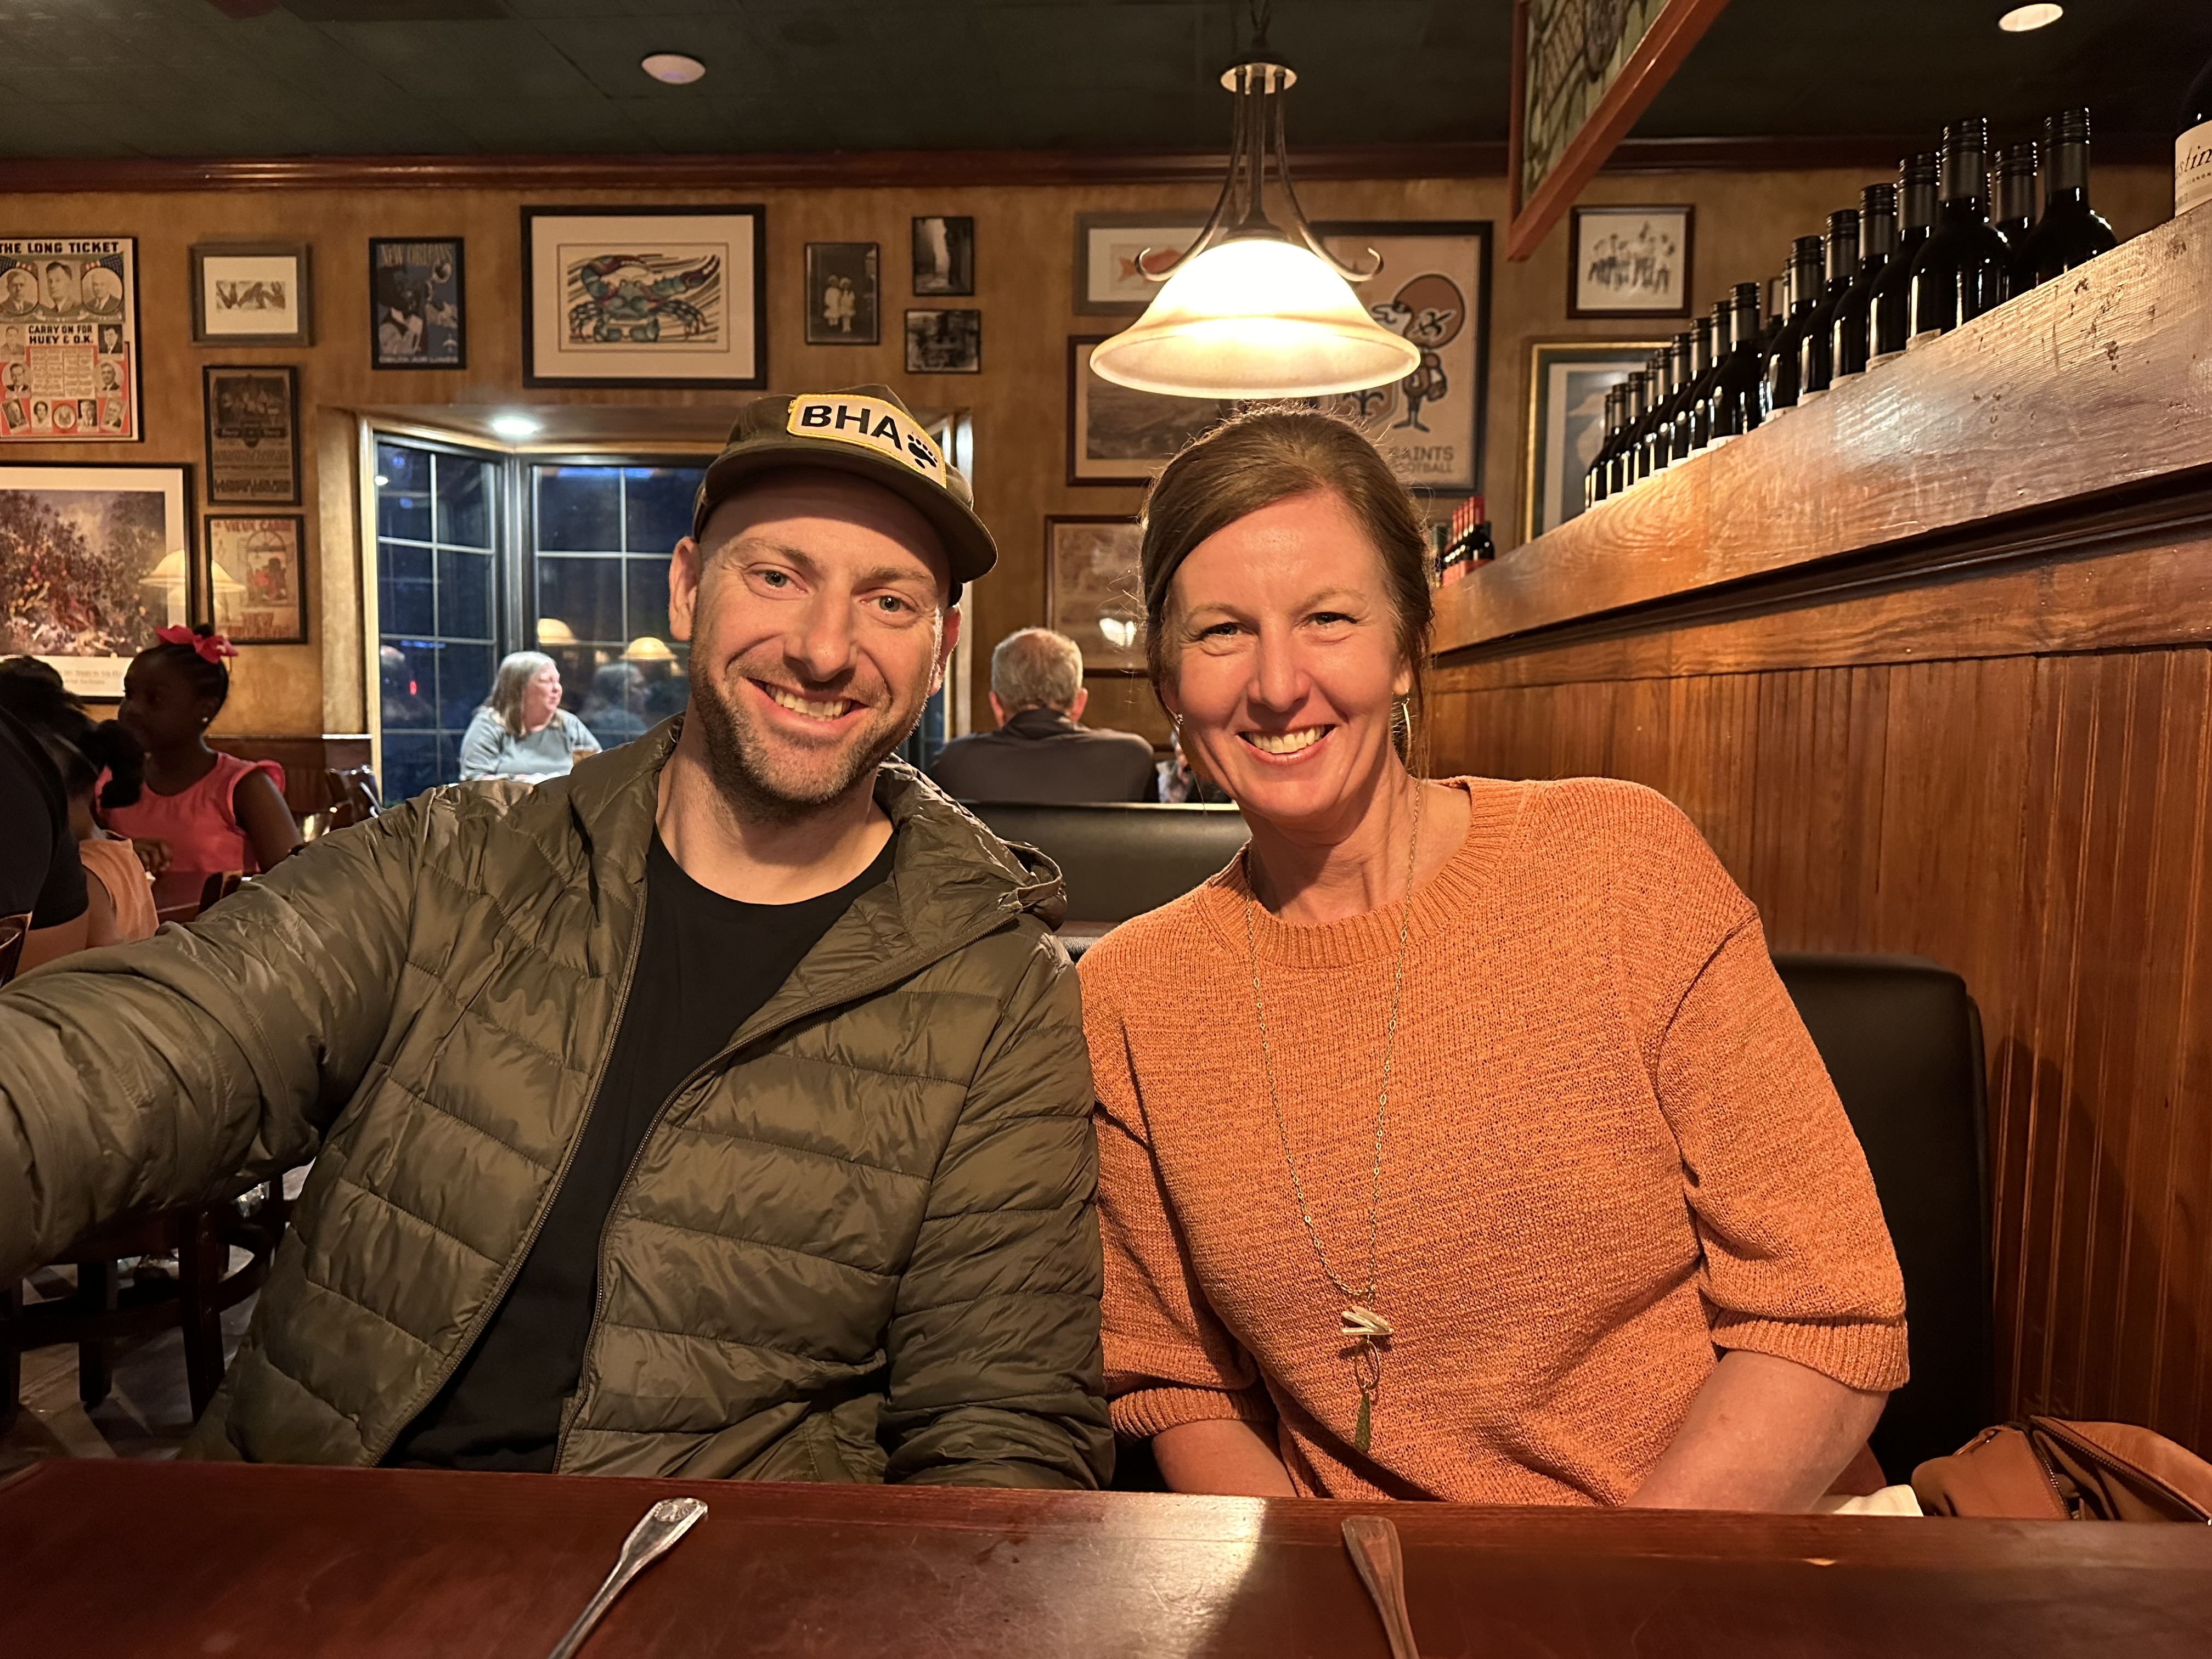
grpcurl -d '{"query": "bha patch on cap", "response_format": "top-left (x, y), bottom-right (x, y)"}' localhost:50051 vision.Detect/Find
top-left (786, 394), bottom-right (947, 488)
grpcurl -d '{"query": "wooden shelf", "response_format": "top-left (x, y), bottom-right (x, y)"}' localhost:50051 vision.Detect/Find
top-left (1436, 201), bottom-right (2212, 658)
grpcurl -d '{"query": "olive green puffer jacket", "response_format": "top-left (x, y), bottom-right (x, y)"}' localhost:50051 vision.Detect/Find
top-left (0, 726), bottom-right (1110, 1486)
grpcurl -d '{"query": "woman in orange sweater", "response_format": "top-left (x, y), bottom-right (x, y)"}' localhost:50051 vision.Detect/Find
top-left (1081, 409), bottom-right (1908, 1510)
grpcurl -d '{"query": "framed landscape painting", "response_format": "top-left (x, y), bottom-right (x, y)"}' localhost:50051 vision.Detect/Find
top-left (522, 206), bottom-right (766, 389)
top-left (1066, 336), bottom-right (1233, 486)
top-left (1522, 339), bottom-right (1664, 541)
top-left (0, 461), bottom-right (193, 697)
top-left (1045, 515), bottom-right (1146, 672)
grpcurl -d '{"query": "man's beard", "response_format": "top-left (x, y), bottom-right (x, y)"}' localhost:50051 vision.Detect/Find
top-left (686, 659), bottom-right (923, 827)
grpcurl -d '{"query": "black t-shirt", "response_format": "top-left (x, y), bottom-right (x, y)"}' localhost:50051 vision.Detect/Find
top-left (0, 706), bottom-right (87, 930)
top-left (387, 828), bottom-right (896, 1471)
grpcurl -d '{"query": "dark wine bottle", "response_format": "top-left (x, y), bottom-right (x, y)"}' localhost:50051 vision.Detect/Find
top-left (1709, 283), bottom-right (1765, 445)
top-left (1587, 382), bottom-right (1621, 509)
top-left (1680, 316), bottom-right (1716, 456)
top-left (1831, 183), bottom-right (1896, 383)
top-left (1635, 356), bottom-right (1669, 483)
top-left (1660, 331), bottom-right (1695, 467)
top-left (1464, 497), bottom-right (1496, 564)
top-left (2021, 109), bottom-right (2118, 286)
top-left (2179, 56), bottom-right (2212, 216)
top-left (1992, 140), bottom-right (2039, 291)
top-left (1909, 117), bottom-right (2012, 343)
top-left (1610, 370), bottom-right (1646, 498)
top-left (1694, 297), bottom-right (1733, 454)
top-left (1871, 153), bottom-right (1938, 363)
top-left (1762, 236), bottom-right (1824, 415)
top-left (1798, 208), bottom-right (1859, 399)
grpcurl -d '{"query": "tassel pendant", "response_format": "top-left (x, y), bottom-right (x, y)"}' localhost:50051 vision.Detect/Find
top-left (1353, 1390), bottom-right (1373, 1454)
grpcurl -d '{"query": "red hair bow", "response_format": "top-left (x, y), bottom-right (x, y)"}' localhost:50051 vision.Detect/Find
top-left (155, 624), bottom-right (238, 663)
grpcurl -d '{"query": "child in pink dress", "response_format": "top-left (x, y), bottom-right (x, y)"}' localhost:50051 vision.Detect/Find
top-left (105, 627), bottom-right (298, 876)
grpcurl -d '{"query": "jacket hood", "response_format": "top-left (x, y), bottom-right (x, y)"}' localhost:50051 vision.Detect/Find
top-left (559, 717), bottom-right (1068, 939)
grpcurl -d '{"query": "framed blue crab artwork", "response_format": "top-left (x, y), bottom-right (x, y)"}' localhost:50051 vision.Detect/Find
top-left (521, 206), bottom-right (766, 390)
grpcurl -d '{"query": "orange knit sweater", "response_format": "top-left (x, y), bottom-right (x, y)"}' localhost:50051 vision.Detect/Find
top-left (1081, 776), bottom-right (1908, 1505)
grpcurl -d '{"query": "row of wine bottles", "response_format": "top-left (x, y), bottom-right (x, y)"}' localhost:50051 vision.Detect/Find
top-left (1585, 109), bottom-right (2118, 511)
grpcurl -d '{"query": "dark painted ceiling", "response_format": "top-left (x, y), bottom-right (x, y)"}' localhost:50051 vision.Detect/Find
top-left (0, 0), bottom-right (2204, 160)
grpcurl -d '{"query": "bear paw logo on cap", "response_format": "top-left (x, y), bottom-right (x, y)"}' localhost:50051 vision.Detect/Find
top-left (787, 394), bottom-right (946, 487)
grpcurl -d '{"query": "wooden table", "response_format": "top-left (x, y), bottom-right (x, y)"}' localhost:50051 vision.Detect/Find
top-left (150, 869), bottom-right (206, 925)
top-left (2, 1460), bottom-right (2207, 1656)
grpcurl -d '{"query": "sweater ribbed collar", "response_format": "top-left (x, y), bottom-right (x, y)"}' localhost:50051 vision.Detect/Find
top-left (1198, 777), bottom-right (1528, 970)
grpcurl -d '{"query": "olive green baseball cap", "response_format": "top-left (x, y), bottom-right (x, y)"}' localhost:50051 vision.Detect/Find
top-left (690, 385), bottom-right (996, 584)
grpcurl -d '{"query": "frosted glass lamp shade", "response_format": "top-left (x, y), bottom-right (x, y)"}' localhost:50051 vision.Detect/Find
top-left (1087, 238), bottom-right (1420, 399)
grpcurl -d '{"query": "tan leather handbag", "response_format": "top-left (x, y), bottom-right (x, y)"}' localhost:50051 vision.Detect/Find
top-left (1912, 1418), bottom-right (2212, 1521)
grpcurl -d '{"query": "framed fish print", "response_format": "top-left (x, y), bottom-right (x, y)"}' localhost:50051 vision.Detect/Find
top-left (1073, 213), bottom-right (1210, 314)
top-left (191, 242), bottom-right (312, 346)
top-left (522, 206), bottom-right (766, 390)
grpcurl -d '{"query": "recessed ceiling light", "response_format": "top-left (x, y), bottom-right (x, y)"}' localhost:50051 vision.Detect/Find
top-left (641, 52), bottom-right (706, 84)
top-left (490, 414), bottom-right (541, 439)
top-left (1997, 4), bottom-right (2063, 31)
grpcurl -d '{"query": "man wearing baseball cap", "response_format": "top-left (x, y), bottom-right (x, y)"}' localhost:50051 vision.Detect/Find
top-left (0, 387), bottom-right (1112, 1488)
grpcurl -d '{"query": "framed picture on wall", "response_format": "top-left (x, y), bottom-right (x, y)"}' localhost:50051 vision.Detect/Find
top-left (904, 308), bottom-right (981, 374)
top-left (1568, 205), bottom-right (1694, 318)
top-left (202, 365), bottom-right (300, 506)
top-left (804, 241), bottom-right (879, 345)
top-left (1045, 515), bottom-right (1146, 673)
top-left (911, 216), bottom-right (974, 296)
top-left (0, 236), bottom-right (140, 443)
top-left (1073, 213), bottom-right (1209, 314)
top-left (0, 461), bottom-right (193, 697)
top-left (369, 237), bottom-right (465, 369)
top-left (1066, 335), bottom-right (1234, 486)
top-left (191, 242), bottom-right (312, 346)
top-left (1311, 220), bottom-right (1492, 494)
top-left (522, 205), bottom-right (766, 389)
top-left (1522, 339), bottom-right (1666, 542)
top-left (206, 513), bottom-right (308, 645)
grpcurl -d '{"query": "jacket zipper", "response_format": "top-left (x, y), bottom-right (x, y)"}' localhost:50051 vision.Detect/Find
top-left (361, 894), bottom-right (653, 1467)
top-left (551, 891), bottom-right (1035, 1470)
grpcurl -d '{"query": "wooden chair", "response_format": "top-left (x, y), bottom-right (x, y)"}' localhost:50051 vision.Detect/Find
top-left (1, 1177), bottom-right (294, 1437)
top-left (196, 871), bottom-right (246, 913)
top-left (0, 910), bottom-right (30, 984)
top-left (324, 766), bottom-right (382, 830)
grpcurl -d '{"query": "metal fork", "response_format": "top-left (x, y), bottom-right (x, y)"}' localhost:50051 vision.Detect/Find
top-left (544, 1496), bottom-right (708, 1659)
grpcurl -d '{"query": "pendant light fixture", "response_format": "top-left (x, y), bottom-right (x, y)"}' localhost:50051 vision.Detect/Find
top-left (1087, 7), bottom-right (1419, 400)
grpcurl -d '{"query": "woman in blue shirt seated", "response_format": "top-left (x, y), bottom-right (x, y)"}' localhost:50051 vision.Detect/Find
top-left (459, 651), bottom-right (601, 783)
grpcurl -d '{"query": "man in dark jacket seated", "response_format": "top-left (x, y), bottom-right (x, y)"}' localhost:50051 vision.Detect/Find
top-left (927, 628), bottom-right (1158, 804)
top-left (0, 386), bottom-right (1110, 1488)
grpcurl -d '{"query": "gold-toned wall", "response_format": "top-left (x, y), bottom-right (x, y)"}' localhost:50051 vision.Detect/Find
top-left (1, 163), bottom-right (2170, 740)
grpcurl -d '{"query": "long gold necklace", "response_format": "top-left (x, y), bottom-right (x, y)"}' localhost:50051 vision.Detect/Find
top-left (1242, 782), bottom-right (1423, 1456)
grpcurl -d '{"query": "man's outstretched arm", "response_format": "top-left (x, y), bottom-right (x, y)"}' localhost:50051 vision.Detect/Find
top-left (0, 800), bottom-right (427, 1280)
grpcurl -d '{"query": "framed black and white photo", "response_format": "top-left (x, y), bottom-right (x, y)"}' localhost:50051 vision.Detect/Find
top-left (0, 461), bottom-right (193, 697)
top-left (522, 205), bottom-right (766, 389)
top-left (206, 514), bottom-right (308, 645)
top-left (804, 241), bottom-right (879, 345)
top-left (0, 236), bottom-right (140, 443)
top-left (911, 216), bottom-right (974, 296)
top-left (1312, 220), bottom-right (1493, 494)
top-left (905, 308), bottom-right (980, 375)
top-left (1568, 205), bottom-right (1694, 318)
top-left (1045, 516), bottom-right (1146, 673)
top-left (191, 242), bottom-right (312, 346)
top-left (1073, 213), bottom-right (1208, 314)
top-left (1066, 335), bottom-right (1233, 487)
top-left (202, 365), bottom-right (300, 507)
top-left (369, 237), bottom-right (465, 369)
top-left (1522, 339), bottom-right (1665, 541)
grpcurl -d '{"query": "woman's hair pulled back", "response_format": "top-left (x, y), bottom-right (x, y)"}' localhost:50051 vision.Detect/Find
top-left (1137, 405), bottom-right (1434, 766)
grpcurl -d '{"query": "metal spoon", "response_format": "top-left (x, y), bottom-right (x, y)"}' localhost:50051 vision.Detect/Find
top-left (1342, 1514), bottom-right (1421, 1659)
top-left (544, 1496), bottom-right (708, 1659)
